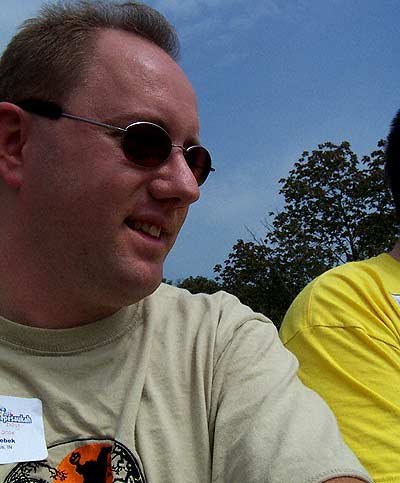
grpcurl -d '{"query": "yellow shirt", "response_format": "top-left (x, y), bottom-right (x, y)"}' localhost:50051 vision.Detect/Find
top-left (280, 253), bottom-right (400, 482)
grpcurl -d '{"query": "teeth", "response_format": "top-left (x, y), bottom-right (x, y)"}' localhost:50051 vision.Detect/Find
top-left (132, 221), bottom-right (161, 238)
top-left (148, 225), bottom-right (161, 237)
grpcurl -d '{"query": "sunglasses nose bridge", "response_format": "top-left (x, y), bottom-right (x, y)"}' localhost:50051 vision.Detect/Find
top-left (168, 144), bottom-right (203, 186)
top-left (170, 143), bottom-right (186, 155)
top-left (169, 143), bottom-right (190, 166)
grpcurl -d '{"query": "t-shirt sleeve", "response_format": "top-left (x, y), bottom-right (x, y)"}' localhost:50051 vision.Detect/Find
top-left (281, 275), bottom-right (400, 481)
top-left (209, 293), bottom-right (372, 483)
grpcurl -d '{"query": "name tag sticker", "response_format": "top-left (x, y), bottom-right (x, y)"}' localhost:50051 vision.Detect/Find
top-left (0, 396), bottom-right (47, 464)
top-left (392, 293), bottom-right (400, 306)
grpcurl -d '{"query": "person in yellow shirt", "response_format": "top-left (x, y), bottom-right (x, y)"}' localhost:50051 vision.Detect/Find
top-left (280, 109), bottom-right (400, 482)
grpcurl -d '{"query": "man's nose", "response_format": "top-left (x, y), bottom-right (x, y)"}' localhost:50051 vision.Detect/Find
top-left (148, 149), bottom-right (201, 205)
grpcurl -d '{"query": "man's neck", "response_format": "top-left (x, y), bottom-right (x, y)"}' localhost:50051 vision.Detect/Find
top-left (0, 301), bottom-right (120, 329)
top-left (0, 239), bottom-right (124, 328)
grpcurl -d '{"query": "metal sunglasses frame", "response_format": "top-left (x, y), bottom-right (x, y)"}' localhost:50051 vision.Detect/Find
top-left (15, 99), bottom-right (214, 185)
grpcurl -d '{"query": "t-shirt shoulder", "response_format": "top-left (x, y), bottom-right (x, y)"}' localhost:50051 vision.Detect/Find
top-left (281, 253), bottom-right (400, 343)
top-left (151, 283), bottom-right (272, 326)
top-left (145, 283), bottom-right (277, 366)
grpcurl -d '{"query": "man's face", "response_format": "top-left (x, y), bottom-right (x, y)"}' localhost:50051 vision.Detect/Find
top-left (20, 29), bottom-right (201, 314)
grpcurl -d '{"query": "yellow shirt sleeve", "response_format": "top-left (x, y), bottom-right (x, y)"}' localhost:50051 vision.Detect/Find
top-left (280, 254), bottom-right (400, 482)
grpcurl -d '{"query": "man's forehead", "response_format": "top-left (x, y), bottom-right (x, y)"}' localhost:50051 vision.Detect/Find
top-left (78, 29), bottom-right (194, 97)
top-left (89, 28), bottom-right (187, 86)
top-left (73, 28), bottom-right (200, 136)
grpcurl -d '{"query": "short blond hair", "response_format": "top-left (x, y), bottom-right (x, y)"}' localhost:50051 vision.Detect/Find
top-left (0, 0), bottom-right (180, 104)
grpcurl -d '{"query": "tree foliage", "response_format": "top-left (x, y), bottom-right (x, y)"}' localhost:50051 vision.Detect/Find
top-left (213, 240), bottom-right (292, 325)
top-left (177, 276), bottom-right (221, 295)
top-left (214, 140), bottom-right (398, 328)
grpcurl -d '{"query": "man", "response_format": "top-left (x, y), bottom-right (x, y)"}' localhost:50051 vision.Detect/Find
top-left (0, 1), bottom-right (371, 482)
top-left (280, 113), bottom-right (400, 482)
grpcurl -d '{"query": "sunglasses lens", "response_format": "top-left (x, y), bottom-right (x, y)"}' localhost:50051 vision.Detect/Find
top-left (122, 122), bottom-right (213, 186)
top-left (184, 146), bottom-right (212, 186)
top-left (122, 122), bottom-right (171, 167)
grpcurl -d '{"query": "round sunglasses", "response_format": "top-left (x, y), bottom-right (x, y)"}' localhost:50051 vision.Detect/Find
top-left (16, 99), bottom-right (214, 186)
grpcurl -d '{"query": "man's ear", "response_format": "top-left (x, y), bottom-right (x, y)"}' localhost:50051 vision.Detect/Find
top-left (0, 102), bottom-right (28, 189)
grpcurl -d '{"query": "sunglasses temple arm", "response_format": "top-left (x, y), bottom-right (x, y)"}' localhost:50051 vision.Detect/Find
top-left (60, 112), bottom-right (125, 133)
top-left (60, 112), bottom-right (216, 175)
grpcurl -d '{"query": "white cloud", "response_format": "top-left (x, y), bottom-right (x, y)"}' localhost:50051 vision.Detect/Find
top-left (152, 0), bottom-right (202, 18)
top-left (150, 0), bottom-right (310, 65)
top-left (0, 1), bottom-right (46, 50)
top-left (152, 0), bottom-right (307, 23)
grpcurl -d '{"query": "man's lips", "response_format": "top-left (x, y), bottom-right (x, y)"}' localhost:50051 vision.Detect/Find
top-left (124, 219), bottom-right (162, 239)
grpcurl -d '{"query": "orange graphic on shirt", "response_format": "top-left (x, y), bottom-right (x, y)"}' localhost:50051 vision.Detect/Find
top-left (57, 443), bottom-right (113, 483)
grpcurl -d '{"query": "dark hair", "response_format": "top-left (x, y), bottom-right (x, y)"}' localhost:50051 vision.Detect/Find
top-left (386, 109), bottom-right (400, 219)
top-left (0, 0), bottom-right (180, 104)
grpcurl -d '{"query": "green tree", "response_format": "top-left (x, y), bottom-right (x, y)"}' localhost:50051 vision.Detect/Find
top-left (215, 140), bottom-right (397, 328)
top-left (214, 240), bottom-right (292, 325)
top-left (177, 276), bottom-right (221, 295)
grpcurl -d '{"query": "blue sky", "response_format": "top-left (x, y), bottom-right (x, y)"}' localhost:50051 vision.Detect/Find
top-left (1, 1), bottom-right (399, 282)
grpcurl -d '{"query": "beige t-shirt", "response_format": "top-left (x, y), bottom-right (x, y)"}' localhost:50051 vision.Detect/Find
top-left (0, 284), bottom-right (371, 482)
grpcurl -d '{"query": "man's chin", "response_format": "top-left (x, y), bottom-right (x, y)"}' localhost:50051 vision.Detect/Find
top-left (141, 277), bottom-right (163, 299)
top-left (123, 269), bottom-right (164, 304)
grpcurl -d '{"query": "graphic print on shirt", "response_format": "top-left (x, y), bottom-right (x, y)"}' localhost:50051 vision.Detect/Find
top-left (4, 439), bottom-right (146, 483)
